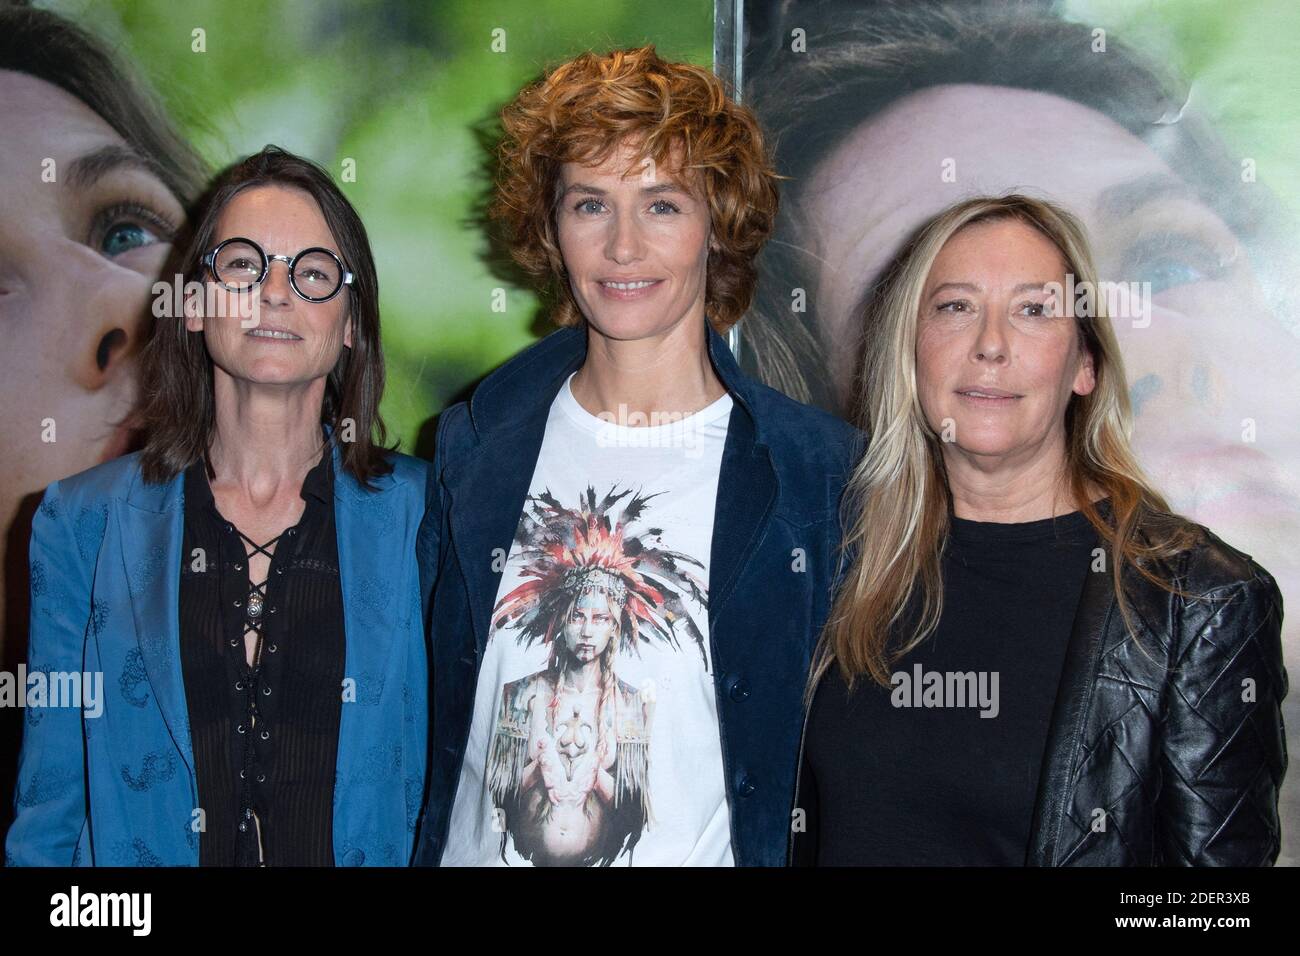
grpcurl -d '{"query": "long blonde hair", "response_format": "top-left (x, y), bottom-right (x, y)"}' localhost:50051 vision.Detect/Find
top-left (817, 194), bottom-right (1196, 690)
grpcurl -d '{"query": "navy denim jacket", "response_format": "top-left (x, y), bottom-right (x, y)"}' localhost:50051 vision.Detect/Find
top-left (413, 324), bottom-right (862, 866)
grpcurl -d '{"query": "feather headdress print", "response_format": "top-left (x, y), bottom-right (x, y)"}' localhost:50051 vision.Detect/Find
top-left (492, 485), bottom-right (709, 664)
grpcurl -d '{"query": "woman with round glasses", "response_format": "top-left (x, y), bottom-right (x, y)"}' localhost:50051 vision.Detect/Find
top-left (7, 145), bottom-right (429, 867)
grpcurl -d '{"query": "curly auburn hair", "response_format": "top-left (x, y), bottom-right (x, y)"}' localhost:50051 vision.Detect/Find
top-left (491, 45), bottom-right (780, 334)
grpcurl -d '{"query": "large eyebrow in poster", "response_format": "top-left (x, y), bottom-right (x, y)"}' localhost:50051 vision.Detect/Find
top-left (67, 143), bottom-right (165, 191)
top-left (1094, 171), bottom-right (1197, 219)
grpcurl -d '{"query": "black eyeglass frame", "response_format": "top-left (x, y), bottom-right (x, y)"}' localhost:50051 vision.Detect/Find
top-left (202, 236), bottom-right (355, 303)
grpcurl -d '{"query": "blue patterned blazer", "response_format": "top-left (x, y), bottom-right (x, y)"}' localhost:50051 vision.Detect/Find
top-left (5, 440), bottom-right (429, 866)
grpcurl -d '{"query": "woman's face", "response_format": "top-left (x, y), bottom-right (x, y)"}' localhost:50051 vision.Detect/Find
top-left (0, 69), bottom-right (186, 633)
top-left (555, 140), bottom-right (714, 343)
top-left (189, 185), bottom-right (352, 390)
top-left (915, 219), bottom-right (1094, 470)
top-left (0, 70), bottom-right (184, 479)
top-left (563, 591), bottom-right (618, 665)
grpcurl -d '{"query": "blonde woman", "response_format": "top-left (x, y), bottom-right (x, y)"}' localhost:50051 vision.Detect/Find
top-left (793, 195), bottom-right (1286, 866)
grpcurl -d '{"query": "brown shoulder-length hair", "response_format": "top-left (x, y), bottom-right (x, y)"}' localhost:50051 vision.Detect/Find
top-left (491, 44), bottom-right (780, 335)
top-left (138, 145), bottom-right (394, 487)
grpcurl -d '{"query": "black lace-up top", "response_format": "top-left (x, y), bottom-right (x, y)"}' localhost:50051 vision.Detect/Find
top-left (179, 447), bottom-right (345, 866)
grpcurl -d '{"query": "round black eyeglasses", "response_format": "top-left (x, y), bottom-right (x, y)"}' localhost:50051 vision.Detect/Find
top-left (203, 237), bottom-right (354, 303)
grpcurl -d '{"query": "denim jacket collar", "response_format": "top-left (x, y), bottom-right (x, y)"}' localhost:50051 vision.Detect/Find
top-left (465, 322), bottom-right (765, 443)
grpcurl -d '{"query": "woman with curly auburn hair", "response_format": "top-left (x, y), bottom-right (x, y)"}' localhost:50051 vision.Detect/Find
top-left (489, 46), bottom-right (778, 337)
top-left (414, 45), bottom-right (861, 867)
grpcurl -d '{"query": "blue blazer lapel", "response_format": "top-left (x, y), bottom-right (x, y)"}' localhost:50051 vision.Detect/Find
top-left (332, 443), bottom-right (405, 784)
top-left (119, 471), bottom-right (194, 778)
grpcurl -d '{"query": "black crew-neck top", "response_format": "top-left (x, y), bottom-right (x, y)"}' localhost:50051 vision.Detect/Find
top-left (795, 503), bottom-right (1105, 866)
top-left (179, 445), bottom-right (345, 866)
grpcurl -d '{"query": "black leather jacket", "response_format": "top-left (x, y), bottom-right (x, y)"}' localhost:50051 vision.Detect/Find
top-left (795, 516), bottom-right (1288, 866)
top-left (1028, 519), bottom-right (1287, 865)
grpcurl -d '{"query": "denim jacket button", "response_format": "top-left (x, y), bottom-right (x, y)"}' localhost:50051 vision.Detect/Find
top-left (729, 678), bottom-right (751, 702)
top-left (737, 775), bottom-right (757, 798)
top-left (342, 847), bottom-right (365, 867)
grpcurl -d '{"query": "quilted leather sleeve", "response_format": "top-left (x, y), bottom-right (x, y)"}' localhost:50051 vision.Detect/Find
top-left (1156, 565), bottom-right (1288, 865)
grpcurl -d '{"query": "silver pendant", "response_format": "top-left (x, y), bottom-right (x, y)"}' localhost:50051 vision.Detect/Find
top-left (246, 592), bottom-right (264, 619)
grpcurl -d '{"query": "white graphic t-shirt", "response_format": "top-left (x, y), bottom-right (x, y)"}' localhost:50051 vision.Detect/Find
top-left (442, 373), bottom-right (735, 866)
